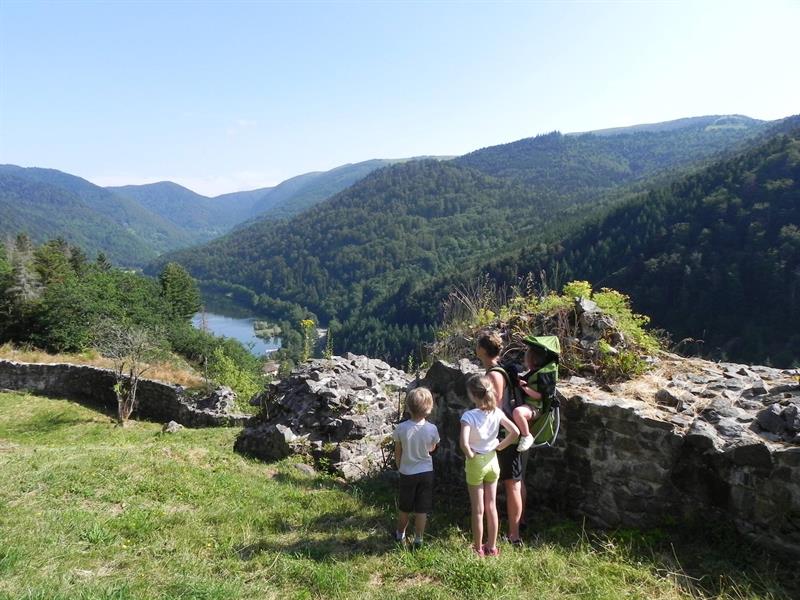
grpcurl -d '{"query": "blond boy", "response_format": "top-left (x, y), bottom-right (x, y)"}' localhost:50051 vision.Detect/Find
top-left (393, 387), bottom-right (440, 549)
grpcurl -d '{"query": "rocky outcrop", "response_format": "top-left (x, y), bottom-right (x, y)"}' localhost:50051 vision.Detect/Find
top-left (0, 359), bottom-right (250, 427)
top-left (234, 354), bottom-right (410, 479)
top-left (236, 351), bottom-right (800, 557)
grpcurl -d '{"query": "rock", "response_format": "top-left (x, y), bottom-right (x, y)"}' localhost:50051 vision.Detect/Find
top-left (575, 297), bottom-right (599, 314)
top-left (726, 440), bottom-right (773, 470)
top-left (162, 421), bottom-right (183, 433)
top-left (686, 418), bottom-right (722, 451)
top-left (294, 463), bottom-right (316, 476)
top-left (756, 404), bottom-right (786, 435)
top-left (781, 405), bottom-right (800, 433)
top-left (195, 386), bottom-right (237, 413)
top-left (234, 354), bottom-right (410, 479)
top-left (655, 388), bottom-right (683, 409)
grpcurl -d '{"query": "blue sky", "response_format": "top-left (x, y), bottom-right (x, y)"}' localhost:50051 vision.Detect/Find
top-left (1, 0), bottom-right (798, 196)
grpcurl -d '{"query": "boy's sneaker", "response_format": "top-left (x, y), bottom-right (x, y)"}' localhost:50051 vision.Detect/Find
top-left (482, 545), bottom-right (501, 557)
top-left (517, 434), bottom-right (534, 452)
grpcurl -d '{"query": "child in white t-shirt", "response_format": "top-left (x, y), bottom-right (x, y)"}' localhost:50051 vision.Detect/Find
top-left (392, 387), bottom-right (440, 549)
top-left (460, 374), bottom-right (519, 557)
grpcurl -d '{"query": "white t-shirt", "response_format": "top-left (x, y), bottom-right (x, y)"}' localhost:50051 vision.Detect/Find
top-left (460, 407), bottom-right (503, 454)
top-left (392, 419), bottom-right (440, 475)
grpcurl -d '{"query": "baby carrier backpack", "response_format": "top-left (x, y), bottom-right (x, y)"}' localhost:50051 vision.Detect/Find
top-left (491, 335), bottom-right (562, 449)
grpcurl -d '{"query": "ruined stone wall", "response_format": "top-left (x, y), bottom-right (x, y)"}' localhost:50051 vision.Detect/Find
top-left (421, 359), bottom-right (800, 557)
top-left (234, 353), bottom-right (799, 556)
top-left (0, 359), bottom-right (249, 427)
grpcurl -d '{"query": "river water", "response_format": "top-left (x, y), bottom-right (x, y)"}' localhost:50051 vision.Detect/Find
top-left (191, 312), bottom-right (281, 357)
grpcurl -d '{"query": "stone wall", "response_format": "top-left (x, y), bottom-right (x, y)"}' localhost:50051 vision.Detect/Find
top-left (420, 357), bottom-right (800, 557)
top-left (0, 359), bottom-right (250, 427)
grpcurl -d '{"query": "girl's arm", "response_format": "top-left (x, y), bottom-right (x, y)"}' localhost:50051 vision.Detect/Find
top-left (459, 422), bottom-right (475, 459)
top-left (496, 414), bottom-right (520, 452)
top-left (394, 441), bottom-right (403, 468)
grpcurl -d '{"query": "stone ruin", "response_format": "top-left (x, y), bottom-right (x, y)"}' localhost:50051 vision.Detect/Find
top-left (235, 354), bottom-right (410, 479)
top-left (234, 351), bottom-right (800, 557)
top-left (0, 359), bottom-right (250, 427)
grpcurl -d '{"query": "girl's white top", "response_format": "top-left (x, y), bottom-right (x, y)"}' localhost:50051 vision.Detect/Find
top-left (460, 407), bottom-right (503, 454)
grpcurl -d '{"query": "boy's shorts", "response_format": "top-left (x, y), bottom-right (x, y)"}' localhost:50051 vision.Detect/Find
top-left (398, 471), bottom-right (434, 513)
top-left (465, 451), bottom-right (500, 486)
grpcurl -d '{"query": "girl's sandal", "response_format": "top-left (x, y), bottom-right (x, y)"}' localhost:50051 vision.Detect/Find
top-left (471, 545), bottom-right (484, 557)
top-left (482, 545), bottom-right (501, 557)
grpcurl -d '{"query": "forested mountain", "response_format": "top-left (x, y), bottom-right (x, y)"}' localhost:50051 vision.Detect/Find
top-left (578, 114), bottom-right (760, 137)
top-left (2, 158), bottom-right (415, 263)
top-left (496, 123), bottom-right (800, 365)
top-left (383, 117), bottom-right (800, 366)
top-left (149, 159), bottom-right (557, 322)
top-left (153, 115), bottom-right (772, 347)
top-left (109, 181), bottom-right (271, 240)
top-left (0, 167), bottom-right (190, 265)
top-left (456, 115), bottom-right (766, 193)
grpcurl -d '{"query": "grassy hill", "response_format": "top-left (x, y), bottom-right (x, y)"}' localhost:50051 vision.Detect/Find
top-left (0, 391), bottom-right (793, 599)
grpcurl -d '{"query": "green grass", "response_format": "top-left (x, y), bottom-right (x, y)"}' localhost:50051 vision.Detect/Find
top-left (0, 391), bottom-right (795, 600)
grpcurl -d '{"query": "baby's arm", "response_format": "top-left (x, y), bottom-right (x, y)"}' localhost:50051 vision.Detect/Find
top-left (519, 379), bottom-right (543, 400)
top-left (459, 422), bottom-right (474, 459)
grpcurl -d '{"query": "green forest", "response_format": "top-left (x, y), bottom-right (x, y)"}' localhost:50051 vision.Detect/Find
top-left (148, 116), bottom-right (796, 367)
top-left (0, 236), bottom-right (265, 401)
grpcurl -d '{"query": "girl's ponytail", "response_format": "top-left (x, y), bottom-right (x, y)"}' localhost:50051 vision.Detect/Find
top-left (466, 374), bottom-right (497, 411)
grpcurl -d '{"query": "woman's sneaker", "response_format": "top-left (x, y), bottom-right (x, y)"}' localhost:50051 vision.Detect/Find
top-left (517, 434), bottom-right (534, 452)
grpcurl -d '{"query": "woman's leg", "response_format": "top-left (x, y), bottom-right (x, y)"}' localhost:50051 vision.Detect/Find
top-left (504, 478), bottom-right (522, 541)
top-left (467, 484), bottom-right (485, 550)
top-left (483, 480), bottom-right (499, 550)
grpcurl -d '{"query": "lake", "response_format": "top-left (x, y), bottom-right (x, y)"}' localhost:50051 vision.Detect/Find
top-left (192, 312), bottom-right (281, 357)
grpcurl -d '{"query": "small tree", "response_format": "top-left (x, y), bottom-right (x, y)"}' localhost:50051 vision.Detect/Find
top-left (93, 319), bottom-right (166, 424)
top-left (159, 262), bottom-right (201, 322)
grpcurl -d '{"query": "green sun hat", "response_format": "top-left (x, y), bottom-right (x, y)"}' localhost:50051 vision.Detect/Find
top-left (522, 335), bottom-right (561, 362)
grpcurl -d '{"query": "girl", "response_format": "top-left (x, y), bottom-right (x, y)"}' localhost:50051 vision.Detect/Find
top-left (460, 374), bottom-right (520, 557)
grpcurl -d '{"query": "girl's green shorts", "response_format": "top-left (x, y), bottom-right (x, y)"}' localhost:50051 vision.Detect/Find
top-left (465, 450), bottom-right (500, 486)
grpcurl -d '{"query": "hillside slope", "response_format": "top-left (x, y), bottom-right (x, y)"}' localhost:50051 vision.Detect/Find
top-left (0, 172), bottom-right (168, 265)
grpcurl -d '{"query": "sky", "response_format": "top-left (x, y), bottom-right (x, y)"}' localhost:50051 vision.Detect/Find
top-left (1, 0), bottom-right (798, 196)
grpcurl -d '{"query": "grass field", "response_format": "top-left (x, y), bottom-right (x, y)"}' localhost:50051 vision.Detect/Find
top-left (0, 391), bottom-right (796, 600)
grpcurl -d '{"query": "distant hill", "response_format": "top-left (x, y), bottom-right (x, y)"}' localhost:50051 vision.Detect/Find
top-left (0, 166), bottom-right (192, 265)
top-left (572, 114), bottom-right (762, 136)
top-left (456, 114), bottom-right (767, 192)
top-left (511, 118), bottom-right (800, 365)
top-left (109, 181), bottom-right (271, 240)
top-left (110, 159), bottom-right (427, 242)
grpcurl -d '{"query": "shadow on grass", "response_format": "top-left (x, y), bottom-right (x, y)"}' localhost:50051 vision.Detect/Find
top-left (244, 467), bottom-right (800, 599)
top-left (12, 408), bottom-right (114, 435)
